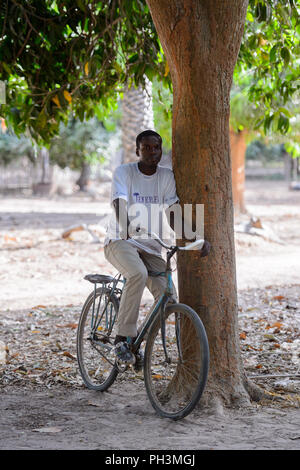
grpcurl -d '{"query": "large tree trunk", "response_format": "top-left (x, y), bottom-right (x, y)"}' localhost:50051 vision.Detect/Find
top-left (230, 129), bottom-right (246, 213)
top-left (147, 0), bottom-right (258, 407)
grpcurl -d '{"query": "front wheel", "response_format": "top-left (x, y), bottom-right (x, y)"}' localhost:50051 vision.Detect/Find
top-left (144, 303), bottom-right (209, 420)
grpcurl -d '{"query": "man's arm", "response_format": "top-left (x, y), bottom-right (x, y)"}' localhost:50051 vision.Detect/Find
top-left (113, 198), bottom-right (130, 240)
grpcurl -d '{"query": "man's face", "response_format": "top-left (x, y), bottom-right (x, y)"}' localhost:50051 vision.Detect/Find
top-left (136, 136), bottom-right (162, 168)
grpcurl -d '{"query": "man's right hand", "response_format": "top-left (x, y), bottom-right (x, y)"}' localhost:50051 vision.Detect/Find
top-left (200, 240), bottom-right (211, 257)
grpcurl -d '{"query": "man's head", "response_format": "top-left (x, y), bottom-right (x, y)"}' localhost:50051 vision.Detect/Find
top-left (136, 130), bottom-right (162, 170)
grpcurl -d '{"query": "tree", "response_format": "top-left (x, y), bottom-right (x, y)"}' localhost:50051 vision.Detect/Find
top-left (230, 0), bottom-right (300, 212)
top-left (0, 127), bottom-right (35, 165)
top-left (238, 0), bottom-right (300, 135)
top-left (145, 0), bottom-right (259, 407)
top-left (49, 116), bottom-right (116, 190)
top-left (229, 77), bottom-right (260, 213)
top-left (121, 79), bottom-right (154, 163)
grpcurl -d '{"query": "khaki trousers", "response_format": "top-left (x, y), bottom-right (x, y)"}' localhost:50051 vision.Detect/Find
top-left (104, 240), bottom-right (176, 337)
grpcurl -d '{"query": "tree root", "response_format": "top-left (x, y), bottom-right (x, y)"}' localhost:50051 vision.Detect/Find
top-left (197, 373), bottom-right (291, 415)
top-left (243, 375), bottom-right (287, 404)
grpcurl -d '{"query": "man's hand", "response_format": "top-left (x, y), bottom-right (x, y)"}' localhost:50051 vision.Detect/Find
top-left (200, 240), bottom-right (211, 257)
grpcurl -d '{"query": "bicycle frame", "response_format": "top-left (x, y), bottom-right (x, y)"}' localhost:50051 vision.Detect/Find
top-left (132, 247), bottom-right (178, 356)
top-left (89, 235), bottom-right (205, 359)
top-left (90, 273), bottom-right (124, 336)
top-left (89, 247), bottom-right (178, 360)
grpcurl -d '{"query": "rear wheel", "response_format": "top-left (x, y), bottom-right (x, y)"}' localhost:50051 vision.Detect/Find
top-left (77, 287), bottom-right (119, 391)
top-left (144, 303), bottom-right (209, 420)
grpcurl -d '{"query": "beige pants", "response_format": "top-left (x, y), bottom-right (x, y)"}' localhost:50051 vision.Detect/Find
top-left (104, 240), bottom-right (176, 337)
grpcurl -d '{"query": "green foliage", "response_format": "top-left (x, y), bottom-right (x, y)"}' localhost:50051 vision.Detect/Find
top-left (237, 0), bottom-right (300, 135)
top-left (0, 0), bottom-right (167, 144)
top-left (0, 0), bottom-right (299, 146)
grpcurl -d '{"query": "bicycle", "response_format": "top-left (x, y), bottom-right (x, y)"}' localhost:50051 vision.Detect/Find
top-left (76, 233), bottom-right (209, 420)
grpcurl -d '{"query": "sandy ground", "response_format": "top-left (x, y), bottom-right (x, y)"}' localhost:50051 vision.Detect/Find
top-left (0, 179), bottom-right (299, 451)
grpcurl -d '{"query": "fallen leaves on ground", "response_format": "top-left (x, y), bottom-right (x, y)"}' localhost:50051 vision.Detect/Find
top-left (0, 286), bottom-right (299, 408)
top-left (238, 285), bottom-right (299, 406)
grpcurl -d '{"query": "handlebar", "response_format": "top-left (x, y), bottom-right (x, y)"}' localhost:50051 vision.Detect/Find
top-left (132, 229), bottom-right (205, 252)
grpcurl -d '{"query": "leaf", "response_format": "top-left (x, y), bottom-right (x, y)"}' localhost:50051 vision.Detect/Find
top-left (63, 90), bottom-right (72, 103)
top-left (272, 295), bottom-right (285, 301)
top-left (271, 322), bottom-right (283, 329)
top-left (4, 235), bottom-right (17, 242)
top-left (277, 114), bottom-right (289, 134)
top-left (37, 107), bottom-right (48, 128)
top-left (56, 323), bottom-right (77, 329)
top-left (280, 47), bottom-right (290, 66)
top-left (33, 427), bottom-right (62, 433)
top-left (164, 61), bottom-right (169, 77)
top-left (269, 45), bottom-right (277, 62)
top-left (240, 332), bottom-right (247, 340)
top-left (51, 94), bottom-right (61, 108)
top-left (62, 351), bottom-right (76, 360)
top-left (264, 334), bottom-right (277, 341)
top-left (84, 62), bottom-right (89, 76)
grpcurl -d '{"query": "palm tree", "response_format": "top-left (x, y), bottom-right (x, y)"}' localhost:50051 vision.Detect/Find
top-left (121, 78), bottom-right (154, 163)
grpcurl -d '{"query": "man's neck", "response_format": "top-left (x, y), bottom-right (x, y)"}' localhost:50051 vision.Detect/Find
top-left (138, 161), bottom-right (157, 176)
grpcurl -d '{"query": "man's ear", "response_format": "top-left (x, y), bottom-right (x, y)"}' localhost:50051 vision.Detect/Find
top-left (136, 146), bottom-right (140, 157)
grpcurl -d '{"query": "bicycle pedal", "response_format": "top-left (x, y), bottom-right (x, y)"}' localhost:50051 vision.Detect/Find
top-left (115, 360), bottom-right (130, 373)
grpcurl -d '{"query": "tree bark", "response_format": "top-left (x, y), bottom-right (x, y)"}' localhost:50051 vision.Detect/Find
top-left (146, 0), bottom-right (255, 407)
top-left (230, 129), bottom-right (246, 213)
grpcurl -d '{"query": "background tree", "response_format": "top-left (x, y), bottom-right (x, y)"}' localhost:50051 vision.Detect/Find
top-left (49, 115), bottom-right (118, 190)
top-left (238, 0), bottom-right (299, 135)
top-left (121, 79), bottom-right (154, 164)
top-left (0, 129), bottom-right (35, 166)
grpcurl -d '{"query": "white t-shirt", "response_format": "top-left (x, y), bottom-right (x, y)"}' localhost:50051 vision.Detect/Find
top-left (105, 162), bottom-right (179, 255)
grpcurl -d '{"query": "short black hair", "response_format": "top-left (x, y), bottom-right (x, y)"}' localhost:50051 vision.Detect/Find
top-left (136, 130), bottom-right (162, 149)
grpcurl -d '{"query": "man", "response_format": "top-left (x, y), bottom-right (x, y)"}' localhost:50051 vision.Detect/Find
top-left (104, 130), bottom-right (210, 365)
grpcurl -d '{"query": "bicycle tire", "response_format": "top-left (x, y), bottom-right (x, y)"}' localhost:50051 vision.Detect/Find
top-left (144, 303), bottom-right (209, 420)
top-left (77, 286), bottom-right (119, 391)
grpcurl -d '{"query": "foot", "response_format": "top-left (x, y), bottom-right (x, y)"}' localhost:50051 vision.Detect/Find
top-left (114, 341), bottom-right (136, 365)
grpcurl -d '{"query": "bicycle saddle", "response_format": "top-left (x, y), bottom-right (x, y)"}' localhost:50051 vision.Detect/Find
top-left (84, 274), bottom-right (114, 284)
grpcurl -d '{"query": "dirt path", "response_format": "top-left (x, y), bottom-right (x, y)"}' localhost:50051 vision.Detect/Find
top-left (0, 180), bottom-right (299, 450)
top-left (1, 386), bottom-right (299, 451)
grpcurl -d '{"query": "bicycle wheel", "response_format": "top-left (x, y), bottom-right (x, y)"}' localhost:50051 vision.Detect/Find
top-left (77, 287), bottom-right (119, 391)
top-left (144, 303), bottom-right (209, 420)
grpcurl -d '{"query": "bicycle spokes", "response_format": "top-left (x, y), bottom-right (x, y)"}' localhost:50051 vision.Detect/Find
top-left (77, 287), bottom-right (120, 391)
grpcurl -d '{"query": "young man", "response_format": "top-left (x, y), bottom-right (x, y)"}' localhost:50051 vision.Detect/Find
top-left (104, 130), bottom-right (210, 365)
